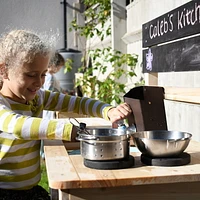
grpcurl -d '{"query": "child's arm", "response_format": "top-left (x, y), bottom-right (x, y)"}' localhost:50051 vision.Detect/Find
top-left (42, 90), bottom-right (113, 119)
top-left (0, 90), bottom-right (114, 141)
top-left (0, 104), bottom-right (73, 140)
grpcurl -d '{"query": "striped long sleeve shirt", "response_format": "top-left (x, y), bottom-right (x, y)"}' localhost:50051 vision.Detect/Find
top-left (0, 89), bottom-right (113, 190)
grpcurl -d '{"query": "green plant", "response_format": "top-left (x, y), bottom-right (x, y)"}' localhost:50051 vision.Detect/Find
top-left (69, 0), bottom-right (142, 104)
top-left (70, 0), bottom-right (111, 41)
top-left (64, 58), bottom-right (73, 74)
top-left (76, 47), bottom-right (138, 104)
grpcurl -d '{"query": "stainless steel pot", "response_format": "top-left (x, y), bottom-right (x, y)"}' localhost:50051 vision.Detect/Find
top-left (76, 128), bottom-right (131, 161)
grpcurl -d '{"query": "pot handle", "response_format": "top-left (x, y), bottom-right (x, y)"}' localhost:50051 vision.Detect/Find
top-left (76, 134), bottom-right (97, 141)
top-left (69, 117), bottom-right (91, 135)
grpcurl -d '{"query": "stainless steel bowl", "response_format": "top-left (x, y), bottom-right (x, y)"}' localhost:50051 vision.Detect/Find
top-left (131, 130), bottom-right (192, 157)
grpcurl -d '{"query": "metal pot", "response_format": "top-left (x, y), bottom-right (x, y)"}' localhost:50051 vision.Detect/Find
top-left (76, 128), bottom-right (131, 161)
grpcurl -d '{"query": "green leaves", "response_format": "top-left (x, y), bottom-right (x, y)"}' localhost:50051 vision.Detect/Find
top-left (64, 58), bottom-right (73, 73)
top-left (75, 46), bottom-right (139, 104)
top-left (69, 0), bottom-right (111, 39)
top-left (69, 0), bottom-right (143, 104)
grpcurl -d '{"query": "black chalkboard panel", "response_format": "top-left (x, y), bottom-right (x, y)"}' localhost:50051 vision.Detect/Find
top-left (143, 0), bottom-right (200, 48)
top-left (142, 34), bottom-right (200, 73)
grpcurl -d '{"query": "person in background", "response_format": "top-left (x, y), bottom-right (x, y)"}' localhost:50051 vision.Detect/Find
top-left (42, 52), bottom-right (65, 119)
top-left (41, 52), bottom-right (65, 159)
top-left (0, 29), bottom-right (132, 200)
top-left (43, 52), bottom-right (65, 93)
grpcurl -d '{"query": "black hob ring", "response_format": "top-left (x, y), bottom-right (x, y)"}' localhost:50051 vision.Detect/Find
top-left (84, 155), bottom-right (135, 170)
top-left (141, 152), bottom-right (191, 166)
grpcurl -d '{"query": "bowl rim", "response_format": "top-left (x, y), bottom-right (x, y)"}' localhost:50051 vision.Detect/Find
top-left (131, 130), bottom-right (192, 140)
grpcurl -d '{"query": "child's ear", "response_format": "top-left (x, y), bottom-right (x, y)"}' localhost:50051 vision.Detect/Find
top-left (0, 63), bottom-right (8, 79)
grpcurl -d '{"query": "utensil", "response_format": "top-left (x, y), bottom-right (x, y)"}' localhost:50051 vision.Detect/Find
top-left (69, 117), bottom-right (91, 135)
top-left (131, 130), bottom-right (192, 157)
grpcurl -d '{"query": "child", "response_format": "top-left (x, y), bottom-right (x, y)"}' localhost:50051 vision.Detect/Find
top-left (41, 52), bottom-right (65, 159)
top-left (0, 29), bottom-right (132, 200)
top-left (42, 52), bottom-right (65, 120)
top-left (43, 52), bottom-right (65, 94)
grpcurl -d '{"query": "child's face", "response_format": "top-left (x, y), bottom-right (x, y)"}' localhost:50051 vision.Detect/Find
top-left (55, 65), bottom-right (63, 73)
top-left (48, 64), bottom-right (63, 74)
top-left (1, 54), bottom-right (50, 104)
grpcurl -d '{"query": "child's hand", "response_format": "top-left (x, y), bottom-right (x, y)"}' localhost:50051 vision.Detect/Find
top-left (107, 102), bottom-right (132, 123)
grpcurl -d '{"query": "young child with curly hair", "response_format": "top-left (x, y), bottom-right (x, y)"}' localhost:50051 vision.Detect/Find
top-left (0, 29), bottom-right (132, 200)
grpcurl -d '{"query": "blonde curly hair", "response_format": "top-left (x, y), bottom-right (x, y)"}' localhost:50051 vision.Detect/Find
top-left (0, 29), bottom-right (54, 89)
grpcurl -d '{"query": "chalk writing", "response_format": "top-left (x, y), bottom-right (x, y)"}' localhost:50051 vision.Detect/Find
top-left (178, 3), bottom-right (200, 30)
top-left (147, 2), bottom-right (200, 40)
top-left (149, 14), bottom-right (173, 39)
top-left (146, 48), bottom-right (153, 71)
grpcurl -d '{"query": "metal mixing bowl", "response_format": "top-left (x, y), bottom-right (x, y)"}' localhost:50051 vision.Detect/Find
top-left (131, 130), bottom-right (192, 157)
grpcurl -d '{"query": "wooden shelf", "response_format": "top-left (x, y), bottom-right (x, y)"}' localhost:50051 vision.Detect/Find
top-left (164, 87), bottom-right (200, 104)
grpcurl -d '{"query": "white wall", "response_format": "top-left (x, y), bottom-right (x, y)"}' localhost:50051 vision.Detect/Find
top-left (122, 0), bottom-right (200, 141)
top-left (0, 0), bottom-right (83, 51)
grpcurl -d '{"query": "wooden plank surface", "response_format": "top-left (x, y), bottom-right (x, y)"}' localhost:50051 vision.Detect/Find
top-left (45, 138), bottom-right (200, 190)
top-left (164, 87), bottom-right (200, 104)
top-left (70, 155), bottom-right (118, 188)
top-left (44, 140), bottom-right (80, 189)
top-left (70, 147), bottom-right (200, 188)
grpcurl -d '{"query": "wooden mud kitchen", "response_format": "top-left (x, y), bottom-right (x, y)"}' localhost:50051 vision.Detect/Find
top-left (44, 1), bottom-right (200, 200)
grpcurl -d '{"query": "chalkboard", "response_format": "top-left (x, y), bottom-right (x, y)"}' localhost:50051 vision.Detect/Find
top-left (142, 0), bottom-right (200, 73)
top-left (143, 34), bottom-right (200, 73)
top-left (143, 0), bottom-right (200, 48)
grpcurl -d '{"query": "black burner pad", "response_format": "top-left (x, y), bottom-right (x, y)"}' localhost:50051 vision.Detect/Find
top-left (141, 152), bottom-right (191, 166)
top-left (84, 155), bottom-right (135, 170)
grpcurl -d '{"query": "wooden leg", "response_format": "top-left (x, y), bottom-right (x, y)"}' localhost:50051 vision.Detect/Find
top-left (50, 188), bottom-right (58, 200)
top-left (59, 189), bottom-right (70, 200)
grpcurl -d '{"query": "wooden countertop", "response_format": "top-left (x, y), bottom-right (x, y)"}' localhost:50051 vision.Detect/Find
top-left (164, 87), bottom-right (200, 104)
top-left (44, 140), bottom-right (200, 189)
top-left (44, 118), bottom-right (200, 190)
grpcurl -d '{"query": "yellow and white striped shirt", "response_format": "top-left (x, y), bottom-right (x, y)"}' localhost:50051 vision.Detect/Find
top-left (0, 89), bottom-right (112, 190)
